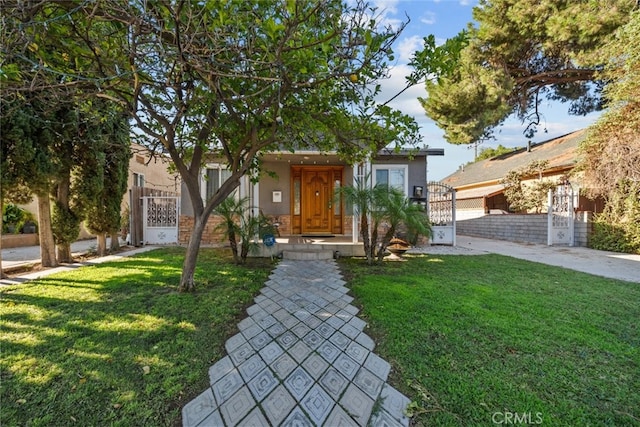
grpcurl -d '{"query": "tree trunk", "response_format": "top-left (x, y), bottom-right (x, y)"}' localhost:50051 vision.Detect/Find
top-left (57, 243), bottom-right (73, 263)
top-left (96, 233), bottom-right (107, 257)
top-left (240, 239), bottom-right (249, 264)
top-left (370, 221), bottom-right (379, 263)
top-left (55, 174), bottom-right (74, 263)
top-left (110, 231), bottom-right (120, 252)
top-left (37, 194), bottom-right (58, 267)
top-left (0, 198), bottom-right (5, 279)
top-left (377, 227), bottom-right (395, 263)
top-left (228, 227), bottom-right (239, 263)
top-left (179, 215), bottom-right (207, 292)
top-left (360, 213), bottom-right (373, 265)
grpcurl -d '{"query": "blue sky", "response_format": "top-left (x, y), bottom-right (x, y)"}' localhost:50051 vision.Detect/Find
top-left (370, 0), bottom-right (601, 180)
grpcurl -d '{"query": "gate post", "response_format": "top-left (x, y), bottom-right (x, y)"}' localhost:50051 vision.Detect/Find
top-left (142, 196), bottom-right (148, 246)
top-left (452, 189), bottom-right (457, 246)
top-left (547, 188), bottom-right (553, 246)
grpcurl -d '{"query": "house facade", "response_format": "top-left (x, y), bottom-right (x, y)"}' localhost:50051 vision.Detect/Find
top-left (179, 148), bottom-right (443, 246)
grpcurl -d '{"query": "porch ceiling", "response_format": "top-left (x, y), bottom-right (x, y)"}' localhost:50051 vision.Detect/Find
top-left (262, 151), bottom-right (346, 165)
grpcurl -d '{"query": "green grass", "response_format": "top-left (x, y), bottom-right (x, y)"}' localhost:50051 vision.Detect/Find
top-left (341, 254), bottom-right (640, 427)
top-left (0, 247), bottom-right (272, 427)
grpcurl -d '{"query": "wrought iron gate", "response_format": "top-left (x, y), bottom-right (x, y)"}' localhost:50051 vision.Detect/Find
top-left (143, 196), bottom-right (179, 245)
top-left (547, 181), bottom-right (574, 246)
top-left (129, 187), bottom-right (180, 246)
top-left (427, 181), bottom-right (456, 245)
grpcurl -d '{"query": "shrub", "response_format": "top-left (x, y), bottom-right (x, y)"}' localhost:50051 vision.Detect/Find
top-left (2, 204), bottom-right (26, 234)
top-left (589, 180), bottom-right (640, 254)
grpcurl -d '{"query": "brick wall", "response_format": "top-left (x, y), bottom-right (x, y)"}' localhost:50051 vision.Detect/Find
top-left (179, 215), bottom-right (227, 245)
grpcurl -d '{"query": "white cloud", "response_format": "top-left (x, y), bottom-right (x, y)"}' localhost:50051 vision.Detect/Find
top-left (459, 0), bottom-right (471, 5)
top-left (372, 0), bottom-right (399, 14)
top-left (376, 64), bottom-right (429, 117)
top-left (370, 0), bottom-right (405, 30)
top-left (396, 35), bottom-right (423, 63)
top-left (420, 11), bottom-right (436, 25)
top-left (344, 0), bottom-right (405, 31)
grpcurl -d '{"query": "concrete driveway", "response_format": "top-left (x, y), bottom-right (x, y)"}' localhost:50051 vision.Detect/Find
top-left (454, 235), bottom-right (640, 284)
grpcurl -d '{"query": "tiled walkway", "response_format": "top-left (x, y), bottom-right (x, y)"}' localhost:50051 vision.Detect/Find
top-left (182, 259), bottom-right (410, 426)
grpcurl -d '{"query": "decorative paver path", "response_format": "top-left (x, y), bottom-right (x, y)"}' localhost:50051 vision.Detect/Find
top-left (182, 259), bottom-right (411, 426)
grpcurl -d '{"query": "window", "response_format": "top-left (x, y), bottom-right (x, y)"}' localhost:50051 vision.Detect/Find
top-left (202, 165), bottom-right (232, 201)
top-left (372, 165), bottom-right (408, 195)
top-left (133, 172), bottom-right (145, 187)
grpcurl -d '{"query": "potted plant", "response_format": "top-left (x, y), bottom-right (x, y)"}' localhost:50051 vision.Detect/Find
top-left (2, 204), bottom-right (25, 234)
top-left (21, 215), bottom-right (37, 234)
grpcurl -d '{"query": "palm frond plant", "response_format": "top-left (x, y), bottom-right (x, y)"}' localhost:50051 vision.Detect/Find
top-left (237, 212), bottom-right (263, 263)
top-left (337, 175), bottom-right (376, 264)
top-left (338, 175), bottom-right (432, 265)
top-left (375, 186), bottom-right (431, 262)
top-left (213, 196), bottom-right (248, 264)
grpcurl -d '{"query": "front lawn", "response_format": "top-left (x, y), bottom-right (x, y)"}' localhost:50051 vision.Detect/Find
top-left (3, 247), bottom-right (638, 426)
top-left (0, 247), bottom-right (272, 427)
top-left (341, 254), bottom-right (640, 426)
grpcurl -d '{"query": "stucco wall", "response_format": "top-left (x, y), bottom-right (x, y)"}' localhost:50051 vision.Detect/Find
top-left (128, 145), bottom-right (180, 196)
top-left (259, 161), bottom-right (294, 216)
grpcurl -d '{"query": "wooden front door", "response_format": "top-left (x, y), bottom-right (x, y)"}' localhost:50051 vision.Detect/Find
top-left (291, 166), bottom-right (343, 235)
top-left (302, 169), bottom-right (331, 233)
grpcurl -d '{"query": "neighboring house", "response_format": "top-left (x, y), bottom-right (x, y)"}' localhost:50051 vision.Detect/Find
top-left (179, 148), bottom-right (444, 245)
top-left (127, 143), bottom-right (181, 246)
top-left (442, 130), bottom-right (603, 220)
top-left (8, 143), bottom-right (179, 248)
top-left (441, 130), bottom-right (604, 247)
top-left (127, 143), bottom-right (181, 199)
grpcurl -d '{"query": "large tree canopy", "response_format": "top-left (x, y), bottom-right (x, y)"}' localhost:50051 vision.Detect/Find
top-left (578, 10), bottom-right (640, 253)
top-left (2, 0), bottom-right (418, 291)
top-left (579, 10), bottom-right (640, 197)
top-left (414, 0), bottom-right (637, 145)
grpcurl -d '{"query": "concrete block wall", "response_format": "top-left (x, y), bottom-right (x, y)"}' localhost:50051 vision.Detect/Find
top-left (457, 213), bottom-right (594, 247)
top-left (574, 211), bottom-right (593, 247)
top-left (457, 214), bottom-right (548, 245)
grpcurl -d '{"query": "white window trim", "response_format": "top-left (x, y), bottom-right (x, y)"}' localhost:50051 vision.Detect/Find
top-left (201, 163), bottom-right (248, 202)
top-left (133, 172), bottom-right (145, 187)
top-left (201, 163), bottom-right (225, 202)
top-left (372, 164), bottom-right (409, 196)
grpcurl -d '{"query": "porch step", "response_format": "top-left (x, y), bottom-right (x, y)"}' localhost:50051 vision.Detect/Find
top-left (282, 249), bottom-right (333, 261)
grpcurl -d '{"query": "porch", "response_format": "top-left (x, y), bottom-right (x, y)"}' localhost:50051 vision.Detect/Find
top-left (251, 234), bottom-right (365, 258)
